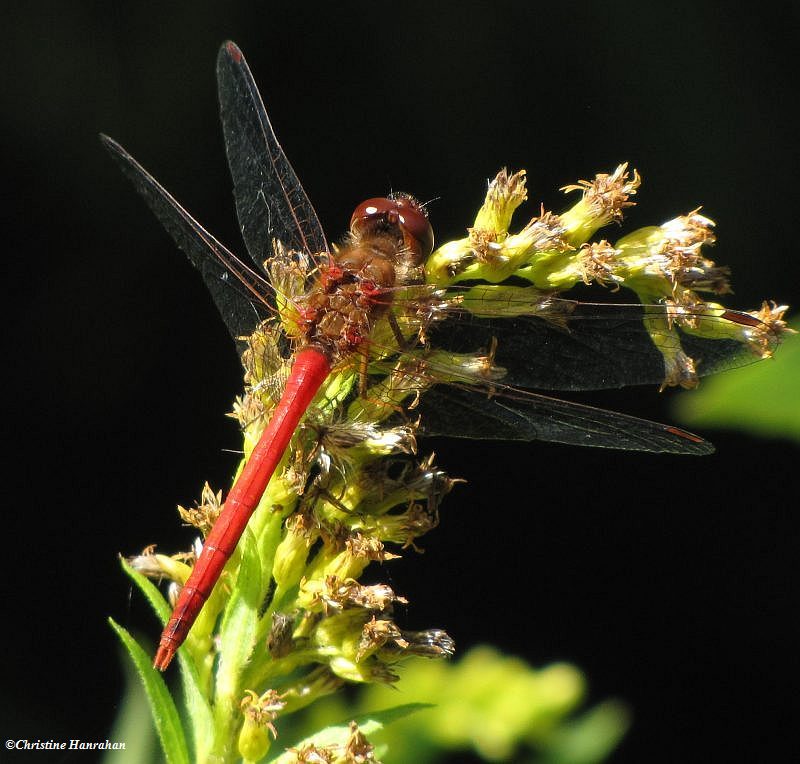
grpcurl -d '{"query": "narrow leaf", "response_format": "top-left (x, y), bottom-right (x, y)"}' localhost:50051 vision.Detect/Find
top-left (102, 655), bottom-right (158, 764)
top-left (120, 557), bottom-right (214, 756)
top-left (109, 618), bottom-right (190, 764)
top-left (176, 648), bottom-right (215, 762)
top-left (216, 526), bottom-right (263, 691)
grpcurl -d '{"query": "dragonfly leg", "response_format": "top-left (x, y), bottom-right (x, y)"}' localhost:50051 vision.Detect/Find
top-left (387, 309), bottom-right (424, 352)
top-left (316, 486), bottom-right (357, 515)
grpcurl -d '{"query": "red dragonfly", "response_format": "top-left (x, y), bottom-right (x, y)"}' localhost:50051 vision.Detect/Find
top-left (102, 42), bottom-right (783, 670)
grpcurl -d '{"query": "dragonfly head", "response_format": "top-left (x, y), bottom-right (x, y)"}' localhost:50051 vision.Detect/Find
top-left (350, 193), bottom-right (434, 268)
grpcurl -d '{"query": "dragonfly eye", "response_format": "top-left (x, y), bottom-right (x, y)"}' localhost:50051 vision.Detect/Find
top-left (350, 194), bottom-right (434, 262)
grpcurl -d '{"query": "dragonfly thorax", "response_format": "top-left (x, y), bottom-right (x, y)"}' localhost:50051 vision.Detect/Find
top-left (297, 242), bottom-right (397, 358)
top-left (297, 196), bottom-right (433, 360)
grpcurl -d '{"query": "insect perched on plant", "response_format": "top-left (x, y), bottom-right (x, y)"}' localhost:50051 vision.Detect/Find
top-left (103, 41), bottom-right (789, 671)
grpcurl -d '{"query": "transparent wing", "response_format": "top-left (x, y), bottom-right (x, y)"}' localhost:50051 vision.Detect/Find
top-left (416, 385), bottom-right (714, 454)
top-left (216, 41), bottom-right (329, 270)
top-left (425, 293), bottom-right (776, 391)
top-left (101, 134), bottom-right (272, 342)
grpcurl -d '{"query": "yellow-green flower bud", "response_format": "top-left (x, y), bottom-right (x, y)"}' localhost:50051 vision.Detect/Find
top-left (312, 609), bottom-right (370, 661)
top-left (425, 237), bottom-right (476, 284)
top-left (272, 514), bottom-right (315, 592)
top-left (280, 666), bottom-right (344, 714)
top-left (327, 654), bottom-right (398, 684)
top-left (237, 715), bottom-right (271, 762)
top-left (237, 689), bottom-right (284, 762)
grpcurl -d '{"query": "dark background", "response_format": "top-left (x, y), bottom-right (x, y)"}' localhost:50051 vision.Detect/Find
top-left (3, 2), bottom-right (798, 762)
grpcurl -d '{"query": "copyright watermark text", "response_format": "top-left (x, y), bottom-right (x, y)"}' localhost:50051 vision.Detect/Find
top-left (6, 739), bottom-right (126, 751)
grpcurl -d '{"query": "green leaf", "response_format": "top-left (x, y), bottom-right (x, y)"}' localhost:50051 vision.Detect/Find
top-left (534, 700), bottom-right (631, 764)
top-left (176, 647), bottom-right (214, 762)
top-left (215, 526), bottom-right (263, 687)
top-left (119, 557), bottom-right (171, 624)
top-left (672, 327), bottom-right (800, 441)
top-left (268, 703), bottom-right (432, 763)
top-left (119, 556), bottom-right (214, 758)
top-left (109, 618), bottom-right (190, 764)
top-left (102, 651), bottom-right (158, 764)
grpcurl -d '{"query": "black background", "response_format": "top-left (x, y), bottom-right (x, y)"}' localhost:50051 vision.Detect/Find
top-left (3, 2), bottom-right (799, 762)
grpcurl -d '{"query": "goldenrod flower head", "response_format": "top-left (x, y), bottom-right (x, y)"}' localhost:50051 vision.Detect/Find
top-left (272, 511), bottom-right (316, 591)
top-left (744, 301), bottom-right (795, 357)
top-left (560, 163), bottom-right (641, 245)
top-left (286, 742), bottom-right (335, 763)
top-left (126, 545), bottom-right (192, 585)
top-left (472, 168), bottom-right (528, 235)
top-left (300, 575), bottom-right (407, 615)
top-left (176, 482), bottom-right (222, 537)
top-left (618, 209), bottom-right (730, 297)
top-left (577, 240), bottom-right (624, 287)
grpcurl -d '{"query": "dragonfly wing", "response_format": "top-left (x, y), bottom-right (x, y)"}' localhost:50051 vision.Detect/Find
top-left (101, 135), bottom-right (271, 343)
top-left (416, 385), bottom-right (714, 454)
top-left (216, 42), bottom-right (329, 271)
top-left (429, 300), bottom-right (773, 391)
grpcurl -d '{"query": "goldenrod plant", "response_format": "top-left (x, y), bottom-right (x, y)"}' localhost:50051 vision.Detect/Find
top-left (105, 42), bottom-right (790, 764)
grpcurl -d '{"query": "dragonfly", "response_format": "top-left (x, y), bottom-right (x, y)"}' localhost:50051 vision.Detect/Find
top-left (102, 42), bottom-right (784, 670)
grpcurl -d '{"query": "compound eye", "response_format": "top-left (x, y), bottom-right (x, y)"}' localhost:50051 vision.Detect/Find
top-left (350, 195), bottom-right (434, 260)
top-left (390, 193), bottom-right (434, 259)
top-left (350, 197), bottom-right (399, 231)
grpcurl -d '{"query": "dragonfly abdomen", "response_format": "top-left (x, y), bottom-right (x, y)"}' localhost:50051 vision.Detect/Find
top-left (153, 346), bottom-right (331, 670)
